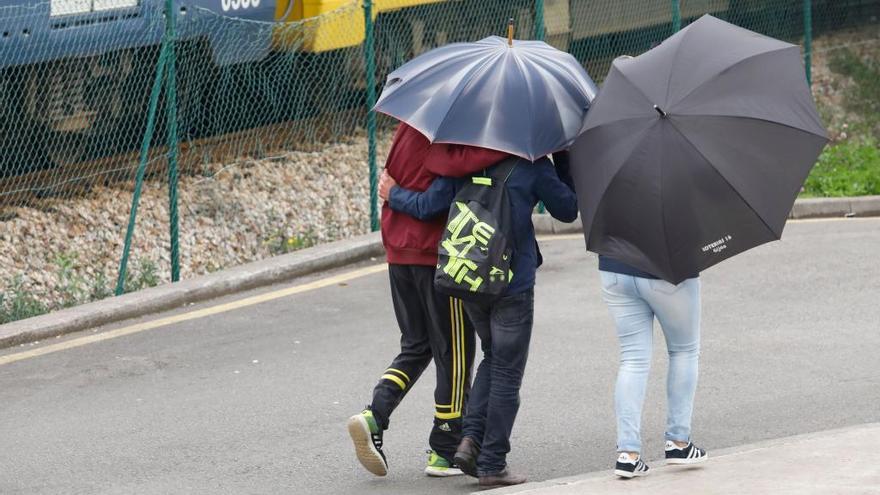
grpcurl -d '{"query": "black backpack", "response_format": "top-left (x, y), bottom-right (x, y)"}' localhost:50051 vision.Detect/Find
top-left (434, 157), bottom-right (519, 304)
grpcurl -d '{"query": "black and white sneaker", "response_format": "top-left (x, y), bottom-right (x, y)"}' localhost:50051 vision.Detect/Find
top-left (665, 440), bottom-right (708, 465)
top-left (614, 453), bottom-right (650, 478)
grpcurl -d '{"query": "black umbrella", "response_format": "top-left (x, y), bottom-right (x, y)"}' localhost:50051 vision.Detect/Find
top-left (570, 15), bottom-right (828, 284)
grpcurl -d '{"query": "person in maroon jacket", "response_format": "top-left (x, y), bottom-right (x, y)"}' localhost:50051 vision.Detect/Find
top-left (347, 123), bottom-right (507, 478)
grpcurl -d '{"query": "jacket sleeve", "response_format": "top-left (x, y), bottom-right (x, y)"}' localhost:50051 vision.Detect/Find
top-left (535, 158), bottom-right (579, 223)
top-left (551, 151), bottom-right (576, 191)
top-left (424, 144), bottom-right (510, 178)
top-left (387, 176), bottom-right (458, 221)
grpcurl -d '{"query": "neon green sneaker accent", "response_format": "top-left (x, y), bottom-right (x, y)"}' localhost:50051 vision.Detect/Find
top-left (427, 450), bottom-right (452, 469)
top-left (425, 450), bottom-right (464, 477)
top-left (361, 409), bottom-right (380, 434)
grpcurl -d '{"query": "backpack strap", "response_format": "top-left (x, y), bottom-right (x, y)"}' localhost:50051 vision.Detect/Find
top-left (471, 156), bottom-right (520, 187)
top-left (493, 156), bottom-right (520, 184)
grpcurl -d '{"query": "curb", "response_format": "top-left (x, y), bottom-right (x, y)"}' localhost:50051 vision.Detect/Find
top-left (478, 422), bottom-right (880, 495)
top-left (531, 195), bottom-right (880, 235)
top-left (789, 195), bottom-right (880, 219)
top-left (0, 232), bottom-right (384, 350)
top-left (2, 196), bottom-right (877, 350)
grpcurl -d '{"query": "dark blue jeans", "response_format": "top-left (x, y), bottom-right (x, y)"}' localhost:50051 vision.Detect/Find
top-left (462, 289), bottom-right (534, 476)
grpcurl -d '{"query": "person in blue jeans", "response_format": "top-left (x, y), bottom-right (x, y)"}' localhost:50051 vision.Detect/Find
top-left (381, 152), bottom-right (578, 488)
top-left (597, 256), bottom-right (708, 478)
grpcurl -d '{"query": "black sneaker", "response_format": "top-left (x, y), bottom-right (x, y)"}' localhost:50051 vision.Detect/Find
top-left (614, 453), bottom-right (650, 478)
top-left (347, 407), bottom-right (388, 476)
top-left (665, 440), bottom-right (708, 465)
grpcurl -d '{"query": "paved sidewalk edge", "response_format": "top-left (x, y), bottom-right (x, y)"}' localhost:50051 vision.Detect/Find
top-left (2, 196), bottom-right (877, 350)
top-left (532, 195), bottom-right (880, 235)
top-left (0, 232), bottom-right (384, 350)
top-left (479, 422), bottom-right (880, 495)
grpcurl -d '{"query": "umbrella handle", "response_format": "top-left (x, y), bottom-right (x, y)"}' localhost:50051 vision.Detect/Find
top-left (508, 18), bottom-right (514, 47)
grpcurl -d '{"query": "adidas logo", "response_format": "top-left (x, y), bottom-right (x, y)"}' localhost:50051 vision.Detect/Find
top-left (438, 422), bottom-right (452, 432)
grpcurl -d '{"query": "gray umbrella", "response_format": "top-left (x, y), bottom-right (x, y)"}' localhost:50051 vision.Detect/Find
top-left (374, 34), bottom-right (598, 161)
top-left (570, 15), bottom-right (829, 284)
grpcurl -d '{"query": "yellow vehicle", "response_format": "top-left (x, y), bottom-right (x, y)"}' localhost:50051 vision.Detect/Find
top-left (271, 0), bottom-right (731, 54)
top-left (273, 1), bottom-right (448, 53)
top-left (270, 0), bottom-right (571, 93)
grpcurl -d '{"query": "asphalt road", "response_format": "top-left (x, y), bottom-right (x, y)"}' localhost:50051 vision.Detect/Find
top-left (1, 218), bottom-right (879, 495)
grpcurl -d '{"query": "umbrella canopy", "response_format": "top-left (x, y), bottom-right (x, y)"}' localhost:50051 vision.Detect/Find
top-left (374, 35), bottom-right (598, 161)
top-left (570, 14), bottom-right (829, 284)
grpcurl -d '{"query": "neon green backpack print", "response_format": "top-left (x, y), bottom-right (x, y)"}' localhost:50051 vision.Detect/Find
top-left (434, 157), bottom-right (518, 303)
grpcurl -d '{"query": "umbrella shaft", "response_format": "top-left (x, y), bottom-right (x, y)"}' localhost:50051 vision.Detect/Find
top-left (508, 18), bottom-right (514, 46)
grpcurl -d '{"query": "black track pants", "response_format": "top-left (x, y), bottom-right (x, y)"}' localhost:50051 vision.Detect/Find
top-left (370, 264), bottom-right (475, 462)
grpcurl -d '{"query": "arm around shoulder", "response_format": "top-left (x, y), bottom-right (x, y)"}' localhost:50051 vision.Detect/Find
top-left (535, 159), bottom-right (579, 223)
top-left (387, 176), bottom-right (458, 221)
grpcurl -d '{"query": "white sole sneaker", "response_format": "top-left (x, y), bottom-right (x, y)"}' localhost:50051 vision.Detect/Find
top-left (425, 465), bottom-right (465, 477)
top-left (667, 453), bottom-right (709, 465)
top-left (614, 468), bottom-right (650, 478)
top-left (347, 414), bottom-right (388, 476)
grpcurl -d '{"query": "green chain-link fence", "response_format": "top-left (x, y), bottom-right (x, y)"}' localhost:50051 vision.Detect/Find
top-left (1, 0), bottom-right (878, 322)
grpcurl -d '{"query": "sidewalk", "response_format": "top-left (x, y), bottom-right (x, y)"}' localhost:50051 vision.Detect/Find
top-left (484, 423), bottom-right (880, 495)
top-left (2, 197), bottom-right (878, 350)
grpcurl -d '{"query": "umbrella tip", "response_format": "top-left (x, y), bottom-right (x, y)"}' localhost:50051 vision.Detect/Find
top-left (508, 17), bottom-right (514, 47)
top-left (653, 105), bottom-right (668, 118)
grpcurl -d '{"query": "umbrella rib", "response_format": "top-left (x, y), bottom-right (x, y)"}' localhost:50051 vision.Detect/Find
top-left (663, 21), bottom-right (699, 106)
top-left (582, 116), bottom-right (659, 135)
top-left (581, 121), bottom-right (659, 239)
top-left (528, 53), bottom-right (598, 145)
top-left (582, 68), bottom-right (656, 133)
top-left (511, 52), bottom-right (536, 160)
top-left (665, 119), bottom-right (782, 239)
top-left (526, 60), bottom-right (569, 151)
top-left (671, 113), bottom-right (829, 140)
top-left (430, 51), bottom-right (505, 145)
top-left (526, 52), bottom-right (597, 102)
top-left (669, 45), bottom-right (798, 109)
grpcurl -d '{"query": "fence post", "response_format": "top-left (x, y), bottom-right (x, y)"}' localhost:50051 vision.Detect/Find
top-left (165, 0), bottom-right (180, 282)
top-left (803, 0), bottom-right (812, 86)
top-left (364, 0), bottom-right (379, 232)
top-left (116, 45), bottom-right (168, 296)
top-left (672, 0), bottom-right (681, 32)
top-left (534, 0), bottom-right (545, 40)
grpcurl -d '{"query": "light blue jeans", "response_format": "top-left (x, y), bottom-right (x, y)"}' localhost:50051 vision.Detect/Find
top-left (599, 271), bottom-right (701, 454)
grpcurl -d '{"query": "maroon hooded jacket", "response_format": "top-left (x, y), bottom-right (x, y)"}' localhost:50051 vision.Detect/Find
top-left (381, 123), bottom-right (509, 266)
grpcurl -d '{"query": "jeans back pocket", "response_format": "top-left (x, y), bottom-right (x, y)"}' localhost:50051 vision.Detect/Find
top-left (599, 271), bottom-right (619, 290)
top-left (648, 278), bottom-right (683, 295)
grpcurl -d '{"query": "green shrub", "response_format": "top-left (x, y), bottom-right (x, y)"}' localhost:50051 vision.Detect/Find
top-left (803, 137), bottom-right (880, 197)
top-left (829, 48), bottom-right (880, 138)
top-left (54, 251), bottom-right (87, 308)
top-left (90, 271), bottom-right (114, 302)
top-left (264, 229), bottom-right (318, 256)
top-left (125, 258), bottom-right (160, 293)
top-left (0, 276), bottom-right (49, 324)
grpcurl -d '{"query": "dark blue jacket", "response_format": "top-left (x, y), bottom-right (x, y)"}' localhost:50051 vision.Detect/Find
top-left (389, 154), bottom-right (578, 295)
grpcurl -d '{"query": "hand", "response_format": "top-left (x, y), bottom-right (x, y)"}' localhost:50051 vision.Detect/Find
top-left (378, 170), bottom-right (398, 201)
